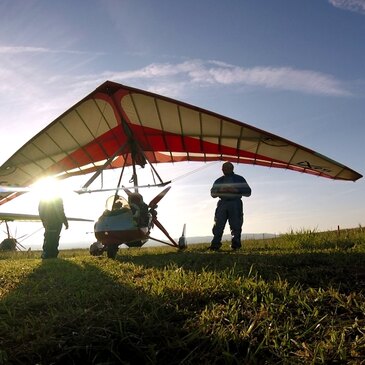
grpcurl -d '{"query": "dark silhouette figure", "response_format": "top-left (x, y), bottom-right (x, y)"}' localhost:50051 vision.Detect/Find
top-left (209, 162), bottom-right (251, 251)
top-left (38, 197), bottom-right (69, 258)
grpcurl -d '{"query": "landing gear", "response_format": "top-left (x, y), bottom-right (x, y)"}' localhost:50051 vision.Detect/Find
top-left (125, 240), bottom-right (144, 248)
top-left (90, 241), bottom-right (119, 259)
top-left (106, 243), bottom-right (119, 259)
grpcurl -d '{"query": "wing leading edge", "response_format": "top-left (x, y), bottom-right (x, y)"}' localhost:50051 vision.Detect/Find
top-left (0, 212), bottom-right (93, 222)
top-left (0, 81), bottom-right (362, 206)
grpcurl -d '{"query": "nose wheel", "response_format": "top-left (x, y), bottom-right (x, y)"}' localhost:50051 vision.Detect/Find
top-left (90, 241), bottom-right (119, 259)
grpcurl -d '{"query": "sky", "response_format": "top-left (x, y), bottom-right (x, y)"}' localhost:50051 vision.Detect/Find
top-left (0, 0), bottom-right (364, 250)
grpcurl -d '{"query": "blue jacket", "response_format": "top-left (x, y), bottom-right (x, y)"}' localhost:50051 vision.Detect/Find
top-left (210, 173), bottom-right (251, 200)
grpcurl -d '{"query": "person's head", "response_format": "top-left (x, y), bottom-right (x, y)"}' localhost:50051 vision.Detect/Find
top-left (222, 161), bottom-right (234, 175)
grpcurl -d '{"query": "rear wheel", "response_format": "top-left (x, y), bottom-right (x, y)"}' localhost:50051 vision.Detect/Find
top-left (106, 244), bottom-right (119, 259)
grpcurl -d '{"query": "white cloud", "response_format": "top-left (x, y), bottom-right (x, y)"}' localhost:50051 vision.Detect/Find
top-left (0, 57), bottom-right (351, 125)
top-left (83, 60), bottom-right (350, 97)
top-left (1, 48), bottom-right (345, 99)
top-left (328, 0), bottom-right (365, 14)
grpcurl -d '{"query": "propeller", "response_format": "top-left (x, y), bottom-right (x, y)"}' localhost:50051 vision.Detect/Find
top-left (145, 186), bottom-right (184, 248)
top-left (121, 186), bottom-right (171, 208)
top-left (148, 186), bottom-right (171, 209)
top-left (0, 221), bottom-right (28, 251)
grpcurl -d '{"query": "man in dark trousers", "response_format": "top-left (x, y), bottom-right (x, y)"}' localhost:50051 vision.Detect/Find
top-left (209, 162), bottom-right (251, 251)
top-left (38, 196), bottom-right (69, 259)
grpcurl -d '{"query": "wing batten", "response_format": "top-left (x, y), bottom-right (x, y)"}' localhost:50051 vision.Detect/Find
top-left (337, 168), bottom-right (346, 179)
top-left (129, 92), bottom-right (160, 162)
top-left (124, 92), bottom-right (155, 162)
top-left (218, 118), bottom-right (224, 160)
top-left (198, 112), bottom-right (206, 163)
top-left (154, 98), bottom-right (171, 160)
top-left (176, 105), bottom-right (189, 162)
top-left (93, 95), bottom-right (125, 158)
top-left (254, 137), bottom-right (261, 166)
top-left (73, 107), bottom-right (109, 166)
top-left (10, 152), bottom-right (36, 179)
top-left (58, 118), bottom-right (98, 172)
top-left (235, 126), bottom-right (244, 164)
top-left (287, 147), bottom-right (299, 169)
top-left (44, 129), bottom-right (83, 176)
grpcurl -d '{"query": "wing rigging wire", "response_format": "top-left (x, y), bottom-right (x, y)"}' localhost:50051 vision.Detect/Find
top-left (112, 155), bottom-right (128, 206)
top-left (168, 161), bottom-right (220, 183)
top-left (80, 140), bottom-right (130, 190)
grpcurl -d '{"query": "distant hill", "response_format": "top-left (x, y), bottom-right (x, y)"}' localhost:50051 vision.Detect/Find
top-left (184, 233), bottom-right (277, 244)
top-left (144, 233), bottom-right (277, 247)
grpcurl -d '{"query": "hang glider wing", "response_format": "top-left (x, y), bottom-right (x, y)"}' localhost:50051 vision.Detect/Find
top-left (0, 80), bottom-right (362, 206)
top-left (0, 212), bottom-right (93, 222)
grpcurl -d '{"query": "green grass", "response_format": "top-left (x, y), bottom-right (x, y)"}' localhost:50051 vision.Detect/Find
top-left (0, 228), bottom-right (364, 364)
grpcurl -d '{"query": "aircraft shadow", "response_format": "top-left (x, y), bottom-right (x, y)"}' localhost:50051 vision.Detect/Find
top-left (0, 256), bottom-right (253, 364)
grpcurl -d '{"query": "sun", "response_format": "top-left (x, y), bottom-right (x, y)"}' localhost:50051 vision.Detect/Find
top-left (32, 177), bottom-right (62, 201)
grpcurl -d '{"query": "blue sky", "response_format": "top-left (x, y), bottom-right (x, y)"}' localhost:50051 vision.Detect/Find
top-left (0, 0), bottom-right (364, 249)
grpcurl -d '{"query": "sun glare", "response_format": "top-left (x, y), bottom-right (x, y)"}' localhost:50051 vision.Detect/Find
top-left (32, 177), bottom-right (62, 201)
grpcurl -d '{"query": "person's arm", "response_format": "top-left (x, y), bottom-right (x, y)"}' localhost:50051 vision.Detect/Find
top-left (210, 178), bottom-right (222, 198)
top-left (57, 198), bottom-right (69, 229)
top-left (236, 176), bottom-right (251, 197)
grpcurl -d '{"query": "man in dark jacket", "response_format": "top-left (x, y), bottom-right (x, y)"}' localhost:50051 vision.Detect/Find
top-left (38, 196), bottom-right (69, 259)
top-left (209, 162), bottom-right (251, 251)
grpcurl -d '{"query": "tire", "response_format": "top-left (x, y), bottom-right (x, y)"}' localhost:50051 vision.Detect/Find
top-left (106, 244), bottom-right (119, 259)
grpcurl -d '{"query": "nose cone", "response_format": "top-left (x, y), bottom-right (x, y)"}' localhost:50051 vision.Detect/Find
top-left (178, 223), bottom-right (187, 249)
top-left (178, 235), bottom-right (187, 249)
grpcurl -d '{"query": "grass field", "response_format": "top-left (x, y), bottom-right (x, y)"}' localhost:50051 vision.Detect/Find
top-left (0, 228), bottom-right (364, 364)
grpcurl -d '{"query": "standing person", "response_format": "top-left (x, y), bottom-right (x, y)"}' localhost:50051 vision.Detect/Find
top-left (38, 196), bottom-right (69, 259)
top-left (209, 162), bottom-right (251, 251)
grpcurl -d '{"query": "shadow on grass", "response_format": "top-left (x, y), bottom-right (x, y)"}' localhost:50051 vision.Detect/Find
top-left (1, 247), bottom-right (364, 364)
top-left (0, 257), bottom-right (255, 365)
top-left (117, 247), bottom-right (365, 292)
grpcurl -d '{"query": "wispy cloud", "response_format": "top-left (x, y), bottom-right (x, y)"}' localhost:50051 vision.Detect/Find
top-left (0, 56), bottom-right (351, 124)
top-left (328, 0), bottom-right (365, 14)
top-left (78, 60), bottom-right (350, 97)
top-left (0, 46), bottom-right (103, 55)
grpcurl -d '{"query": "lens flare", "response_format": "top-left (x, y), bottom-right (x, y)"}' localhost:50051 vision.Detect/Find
top-left (32, 177), bottom-right (62, 201)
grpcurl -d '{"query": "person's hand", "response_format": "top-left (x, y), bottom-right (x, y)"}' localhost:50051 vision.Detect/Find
top-left (65, 222), bottom-right (69, 230)
top-left (220, 186), bottom-right (237, 193)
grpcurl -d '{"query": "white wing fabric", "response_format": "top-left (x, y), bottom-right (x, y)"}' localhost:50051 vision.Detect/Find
top-left (0, 81), bottom-right (362, 205)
